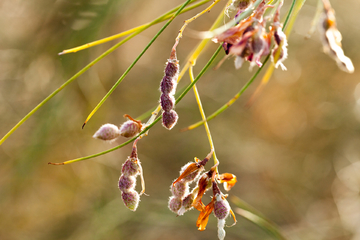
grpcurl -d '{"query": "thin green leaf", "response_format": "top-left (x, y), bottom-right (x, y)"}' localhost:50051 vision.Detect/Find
top-left (232, 196), bottom-right (287, 240)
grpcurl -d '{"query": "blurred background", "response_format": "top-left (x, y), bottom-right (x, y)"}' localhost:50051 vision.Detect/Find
top-left (1, 0), bottom-right (360, 239)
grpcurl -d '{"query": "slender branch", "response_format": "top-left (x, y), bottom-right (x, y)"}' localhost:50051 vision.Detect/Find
top-left (189, 64), bottom-right (219, 167)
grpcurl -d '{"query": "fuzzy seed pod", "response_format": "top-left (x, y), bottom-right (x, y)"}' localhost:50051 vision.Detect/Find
top-left (122, 190), bottom-right (140, 211)
top-left (160, 94), bottom-right (175, 112)
top-left (118, 175), bottom-right (136, 192)
top-left (178, 193), bottom-right (195, 215)
top-left (93, 123), bottom-right (120, 141)
top-left (162, 110), bottom-right (178, 130)
top-left (214, 194), bottom-right (230, 220)
top-left (122, 157), bottom-right (140, 177)
top-left (171, 180), bottom-right (188, 199)
top-left (165, 59), bottom-right (179, 78)
top-left (119, 120), bottom-right (142, 138)
top-left (160, 49), bottom-right (180, 130)
top-left (160, 75), bottom-right (177, 95)
top-left (168, 196), bottom-right (182, 214)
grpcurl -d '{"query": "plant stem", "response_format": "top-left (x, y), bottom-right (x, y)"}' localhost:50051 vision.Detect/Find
top-left (189, 65), bottom-right (219, 166)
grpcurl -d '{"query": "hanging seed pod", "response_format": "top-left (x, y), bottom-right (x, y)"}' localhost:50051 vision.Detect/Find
top-left (160, 48), bottom-right (180, 130)
top-left (171, 180), bottom-right (188, 199)
top-left (160, 94), bottom-right (175, 112)
top-left (160, 75), bottom-right (177, 95)
top-left (213, 194), bottom-right (230, 220)
top-left (119, 114), bottom-right (142, 138)
top-left (179, 192), bottom-right (195, 215)
top-left (93, 123), bottom-right (120, 141)
top-left (162, 110), bottom-right (178, 130)
top-left (118, 175), bottom-right (136, 192)
top-left (121, 157), bottom-right (141, 177)
top-left (118, 138), bottom-right (146, 211)
top-left (212, 181), bottom-right (234, 240)
top-left (168, 196), bottom-right (182, 213)
top-left (122, 190), bottom-right (140, 211)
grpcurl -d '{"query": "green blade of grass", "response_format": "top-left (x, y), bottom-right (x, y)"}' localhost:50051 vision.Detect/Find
top-left (232, 196), bottom-right (287, 240)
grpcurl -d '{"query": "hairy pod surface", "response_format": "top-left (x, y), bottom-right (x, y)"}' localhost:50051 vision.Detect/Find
top-left (168, 196), bottom-right (182, 213)
top-left (162, 110), bottom-right (178, 130)
top-left (119, 120), bottom-right (141, 138)
top-left (122, 190), bottom-right (140, 211)
top-left (122, 158), bottom-right (140, 176)
top-left (93, 123), bottom-right (120, 141)
top-left (118, 175), bottom-right (136, 192)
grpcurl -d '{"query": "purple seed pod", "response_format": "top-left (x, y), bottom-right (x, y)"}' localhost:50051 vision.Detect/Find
top-left (178, 193), bottom-right (194, 215)
top-left (119, 120), bottom-right (141, 138)
top-left (213, 194), bottom-right (230, 220)
top-left (160, 75), bottom-right (177, 95)
top-left (171, 180), bottom-right (188, 199)
top-left (122, 190), bottom-right (140, 211)
top-left (164, 59), bottom-right (179, 78)
top-left (162, 110), bottom-right (178, 130)
top-left (160, 94), bottom-right (175, 112)
top-left (93, 123), bottom-right (120, 141)
top-left (168, 196), bottom-right (182, 214)
top-left (122, 157), bottom-right (140, 176)
top-left (118, 175), bottom-right (136, 192)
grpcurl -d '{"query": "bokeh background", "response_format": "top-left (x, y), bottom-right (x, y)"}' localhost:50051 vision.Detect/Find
top-left (1, 0), bottom-right (360, 239)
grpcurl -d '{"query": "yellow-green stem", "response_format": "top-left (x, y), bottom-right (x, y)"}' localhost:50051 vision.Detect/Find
top-left (189, 64), bottom-right (219, 166)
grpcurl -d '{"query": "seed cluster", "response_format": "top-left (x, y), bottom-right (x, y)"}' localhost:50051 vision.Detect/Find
top-left (118, 140), bottom-right (144, 211)
top-left (160, 49), bottom-right (179, 130)
top-left (168, 153), bottom-right (212, 215)
top-left (93, 115), bottom-right (142, 142)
